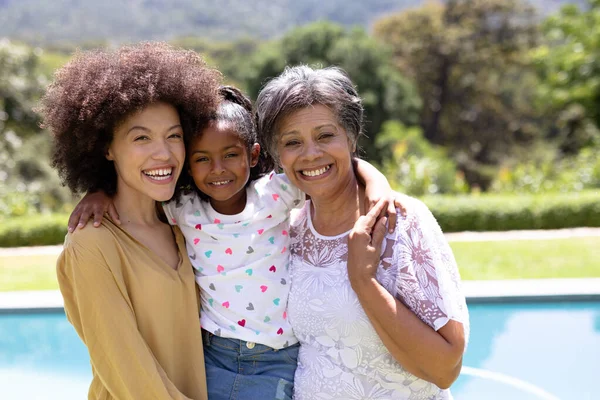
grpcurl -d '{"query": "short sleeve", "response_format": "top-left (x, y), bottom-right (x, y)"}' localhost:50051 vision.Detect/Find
top-left (388, 199), bottom-right (470, 345)
top-left (163, 192), bottom-right (196, 226)
top-left (257, 171), bottom-right (305, 211)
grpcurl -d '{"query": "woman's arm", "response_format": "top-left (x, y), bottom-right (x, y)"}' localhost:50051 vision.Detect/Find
top-left (58, 241), bottom-right (194, 400)
top-left (347, 199), bottom-right (466, 389)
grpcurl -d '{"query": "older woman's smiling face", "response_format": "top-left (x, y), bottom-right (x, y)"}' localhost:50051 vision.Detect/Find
top-left (276, 104), bottom-right (356, 201)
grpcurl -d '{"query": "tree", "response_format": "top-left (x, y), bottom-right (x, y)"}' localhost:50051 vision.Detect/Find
top-left (243, 21), bottom-right (421, 162)
top-left (0, 40), bottom-right (71, 217)
top-left (532, 0), bottom-right (600, 154)
top-left (374, 0), bottom-right (544, 189)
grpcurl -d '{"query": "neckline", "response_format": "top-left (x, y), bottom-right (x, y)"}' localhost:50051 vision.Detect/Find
top-left (305, 200), bottom-right (353, 240)
top-left (205, 186), bottom-right (256, 222)
top-left (106, 216), bottom-right (185, 273)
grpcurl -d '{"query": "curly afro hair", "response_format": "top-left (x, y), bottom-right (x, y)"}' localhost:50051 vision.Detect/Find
top-left (38, 42), bottom-right (222, 196)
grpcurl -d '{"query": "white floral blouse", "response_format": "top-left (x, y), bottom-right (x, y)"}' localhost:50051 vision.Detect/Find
top-left (287, 196), bottom-right (469, 400)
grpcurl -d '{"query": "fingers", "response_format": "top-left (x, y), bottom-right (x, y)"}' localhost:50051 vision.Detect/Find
top-left (68, 206), bottom-right (81, 233)
top-left (371, 216), bottom-right (388, 250)
top-left (386, 200), bottom-right (398, 233)
top-left (76, 209), bottom-right (92, 230)
top-left (107, 203), bottom-right (121, 225)
top-left (92, 208), bottom-right (104, 227)
top-left (394, 196), bottom-right (407, 217)
top-left (358, 198), bottom-right (388, 233)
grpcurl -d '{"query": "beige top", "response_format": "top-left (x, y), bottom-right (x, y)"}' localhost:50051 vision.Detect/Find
top-left (57, 218), bottom-right (208, 400)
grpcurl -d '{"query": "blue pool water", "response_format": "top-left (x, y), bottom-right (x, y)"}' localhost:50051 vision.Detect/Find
top-left (1, 301), bottom-right (599, 399)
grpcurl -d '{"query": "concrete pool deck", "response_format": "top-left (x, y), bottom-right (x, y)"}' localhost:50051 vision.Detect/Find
top-left (1, 278), bottom-right (599, 313)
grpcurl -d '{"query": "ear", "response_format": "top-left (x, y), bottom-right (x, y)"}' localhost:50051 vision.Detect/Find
top-left (105, 146), bottom-right (114, 161)
top-left (250, 143), bottom-right (260, 168)
top-left (349, 137), bottom-right (357, 154)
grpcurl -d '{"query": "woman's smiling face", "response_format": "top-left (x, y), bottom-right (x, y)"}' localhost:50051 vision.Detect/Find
top-left (106, 102), bottom-right (185, 202)
top-left (276, 104), bottom-right (356, 201)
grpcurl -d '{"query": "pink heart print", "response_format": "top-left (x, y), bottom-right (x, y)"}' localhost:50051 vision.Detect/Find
top-left (269, 265), bottom-right (276, 272)
top-left (260, 285), bottom-right (268, 292)
top-left (225, 248), bottom-right (233, 255)
top-left (257, 229), bottom-right (264, 235)
top-left (195, 224), bottom-right (202, 230)
top-left (222, 301), bottom-right (230, 308)
top-left (193, 238), bottom-right (200, 245)
top-left (277, 328), bottom-right (283, 335)
top-left (216, 265), bottom-right (225, 273)
top-left (238, 319), bottom-right (246, 327)
top-left (272, 194), bottom-right (279, 201)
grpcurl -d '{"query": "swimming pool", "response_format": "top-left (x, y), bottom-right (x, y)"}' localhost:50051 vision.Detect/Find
top-left (1, 301), bottom-right (598, 399)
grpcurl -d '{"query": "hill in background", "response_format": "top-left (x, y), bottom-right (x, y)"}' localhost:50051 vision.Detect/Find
top-left (0, 0), bottom-right (587, 45)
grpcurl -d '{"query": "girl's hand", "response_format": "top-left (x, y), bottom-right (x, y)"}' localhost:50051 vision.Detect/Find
top-left (347, 198), bottom-right (388, 287)
top-left (364, 189), bottom-right (407, 234)
top-left (68, 191), bottom-right (119, 232)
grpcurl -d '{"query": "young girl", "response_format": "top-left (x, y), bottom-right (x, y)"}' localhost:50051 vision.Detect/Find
top-left (70, 86), bottom-right (403, 399)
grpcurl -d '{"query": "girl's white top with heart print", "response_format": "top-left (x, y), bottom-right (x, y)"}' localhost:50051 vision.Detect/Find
top-left (164, 172), bottom-right (304, 349)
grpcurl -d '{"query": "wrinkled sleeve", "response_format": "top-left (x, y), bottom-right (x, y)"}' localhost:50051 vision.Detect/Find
top-left (265, 172), bottom-right (305, 211)
top-left (57, 239), bottom-right (193, 400)
top-left (390, 200), bottom-right (469, 345)
top-left (162, 199), bottom-right (180, 226)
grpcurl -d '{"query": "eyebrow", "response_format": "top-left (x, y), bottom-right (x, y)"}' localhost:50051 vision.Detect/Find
top-left (126, 124), bottom-right (182, 135)
top-left (280, 124), bottom-right (338, 138)
top-left (190, 144), bottom-right (244, 155)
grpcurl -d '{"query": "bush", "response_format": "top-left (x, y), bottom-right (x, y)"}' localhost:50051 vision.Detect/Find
top-left (0, 214), bottom-right (68, 247)
top-left (2, 191), bottom-right (600, 246)
top-left (376, 121), bottom-right (468, 196)
top-left (423, 190), bottom-right (600, 232)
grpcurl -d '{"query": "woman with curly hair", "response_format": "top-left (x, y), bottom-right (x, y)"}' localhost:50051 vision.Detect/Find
top-left (37, 42), bottom-right (221, 400)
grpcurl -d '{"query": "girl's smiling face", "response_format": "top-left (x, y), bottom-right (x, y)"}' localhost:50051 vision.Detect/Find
top-left (187, 120), bottom-right (260, 215)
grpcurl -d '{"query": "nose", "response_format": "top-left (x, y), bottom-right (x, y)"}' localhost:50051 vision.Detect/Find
top-left (301, 139), bottom-right (323, 161)
top-left (210, 159), bottom-right (225, 175)
top-left (152, 138), bottom-right (171, 161)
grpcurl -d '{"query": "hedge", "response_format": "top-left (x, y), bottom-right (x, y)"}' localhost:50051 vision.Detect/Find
top-left (0, 214), bottom-right (69, 247)
top-left (423, 190), bottom-right (600, 232)
top-left (1, 191), bottom-right (600, 246)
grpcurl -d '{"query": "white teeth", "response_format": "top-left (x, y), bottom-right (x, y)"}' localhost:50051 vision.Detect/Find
top-left (144, 168), bottom-right (173, 180)
top-left (301, 165), bottom-right (330, 177)
top-left (211, 180), bottom-right (231, 186)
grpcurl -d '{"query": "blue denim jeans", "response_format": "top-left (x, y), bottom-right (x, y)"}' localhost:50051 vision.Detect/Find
top-left (202, 329), bottom-right (299, 400)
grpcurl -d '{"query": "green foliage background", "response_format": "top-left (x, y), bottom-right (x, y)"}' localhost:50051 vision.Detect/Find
top-left (1, 0), bottom-right (599, 230)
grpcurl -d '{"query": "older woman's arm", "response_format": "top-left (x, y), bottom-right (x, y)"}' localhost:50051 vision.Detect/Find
top-left (347, 199), bottom-right (467, 389)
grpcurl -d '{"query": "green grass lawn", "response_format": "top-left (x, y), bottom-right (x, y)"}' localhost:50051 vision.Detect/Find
top-left (1, 236), bottom-right (600, 291)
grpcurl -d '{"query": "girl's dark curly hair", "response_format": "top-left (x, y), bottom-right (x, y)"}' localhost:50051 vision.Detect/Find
top-left (37, 42), bottom-right (222, 196)
top-left (176, 85), bottom-right (274, 201)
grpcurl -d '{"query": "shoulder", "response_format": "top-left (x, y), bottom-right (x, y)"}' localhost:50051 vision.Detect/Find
top-left (61, 218), bottom-right (125, 266)
top-left (163, 191), bottom-right (200, 214)
top-left (393, 194), bottom-right (434, 227)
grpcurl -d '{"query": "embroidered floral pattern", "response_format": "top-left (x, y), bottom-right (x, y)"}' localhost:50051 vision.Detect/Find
top-left (288, 197), bottom-right (469, 399)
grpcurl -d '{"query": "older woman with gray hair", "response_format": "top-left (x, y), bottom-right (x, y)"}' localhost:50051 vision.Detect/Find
top-left (256, 65), bottom-right (469, 399)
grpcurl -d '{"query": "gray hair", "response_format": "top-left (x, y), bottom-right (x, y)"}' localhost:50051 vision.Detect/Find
top-left (255, 65), bottom-right (364, 162)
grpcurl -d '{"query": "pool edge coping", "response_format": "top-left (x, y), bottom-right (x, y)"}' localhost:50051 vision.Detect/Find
top-left (1, 278), bottom-right (599, 312)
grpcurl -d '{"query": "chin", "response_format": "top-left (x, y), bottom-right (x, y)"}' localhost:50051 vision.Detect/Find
top-left (150, 188), bottom-right (176, 202)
